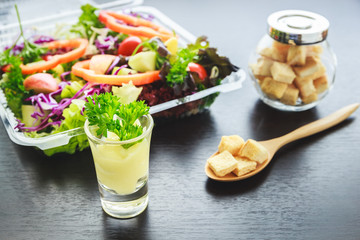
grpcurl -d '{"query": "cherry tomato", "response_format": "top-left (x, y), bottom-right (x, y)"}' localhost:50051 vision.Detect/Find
top-left (42, 55), bottom-right (53, 61)
top-left (117, 36), bottom-right (143, 56)
top-left (187, 62), bottom-right (207, 80)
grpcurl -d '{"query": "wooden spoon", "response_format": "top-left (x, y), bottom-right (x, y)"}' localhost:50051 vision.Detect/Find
top-left (205, 103), bottom-right (360, 182)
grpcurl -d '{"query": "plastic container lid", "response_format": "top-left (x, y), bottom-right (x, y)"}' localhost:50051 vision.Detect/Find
top-left (267, 10), bottom-right (330, 45)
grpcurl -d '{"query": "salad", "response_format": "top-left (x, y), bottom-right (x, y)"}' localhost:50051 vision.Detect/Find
top-left (0, 4), bottom-right (239, 156)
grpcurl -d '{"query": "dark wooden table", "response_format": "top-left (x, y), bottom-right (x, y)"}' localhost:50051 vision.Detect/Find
top-left (1, 0), bottom-right (360, 239)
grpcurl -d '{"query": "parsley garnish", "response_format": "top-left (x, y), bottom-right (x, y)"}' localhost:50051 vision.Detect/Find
top-left (165, 48), bottom-right (197, 86)
top-left (165, 36), bottom-right (210, 87)
top-left (85, 93), bottom-right (150, 143)
top-left (0, 55), bottom-right (28, 117)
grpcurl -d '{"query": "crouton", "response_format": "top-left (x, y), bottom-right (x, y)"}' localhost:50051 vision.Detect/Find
top-left (251, 57), bottom-right (274, 76)
top-left (233, 157), bottom-right (257, 177)
top-left (272, 41), bottom-right (290, 62)
top-left (270, 62), bottom-right (296, 84)
top-left (287, 45), bottom-right (307, 66)
top-left (261, 77), bottom-right (288, 99)
top-left (294, 77), bottom-right (316, 98)
top-left (293, 56), bottom-right (322, 78)
top-left (254, 75), bottom-right (267, 82)
top-left (307, 45), bottom-right (323, 57)
top-left (259, 47), bottom-right (273, 59)
top-left (301, 92), bottom-right (318, 104)
top-left (280, 84), bottom-right (300, 105)
top-left (313, 75), bottom-right (329, 94)
top-left (218, 135), bottom-right (245, 156)
top-left (239, 139), bottom-right (268, 164)
top-left (207, 151), bottom-right (238, 177)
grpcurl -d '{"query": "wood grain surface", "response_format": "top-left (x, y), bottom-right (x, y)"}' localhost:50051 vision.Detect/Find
top-left (1, 0), bottom-right (360, 239)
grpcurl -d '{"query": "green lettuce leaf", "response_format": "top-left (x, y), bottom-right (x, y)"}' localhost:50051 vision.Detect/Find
top-left (112, 81), bottom-right (143, 104)
top-left (43, 99), bottom-right (88, 156)
top-left (70, 4), bottom-right (105, 39)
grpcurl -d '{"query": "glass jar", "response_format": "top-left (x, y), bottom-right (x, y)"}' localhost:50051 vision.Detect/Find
top-left (249, 10), bottom-right (337, 111)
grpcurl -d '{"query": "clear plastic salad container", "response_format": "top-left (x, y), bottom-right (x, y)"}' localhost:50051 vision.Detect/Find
top-left (0, 0), bottom-right (245, 153)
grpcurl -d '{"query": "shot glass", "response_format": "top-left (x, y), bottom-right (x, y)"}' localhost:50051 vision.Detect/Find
top-left (84, 114), bottom-right (154, 219)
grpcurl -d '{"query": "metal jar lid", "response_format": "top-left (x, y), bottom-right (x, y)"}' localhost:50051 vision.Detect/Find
top-left (267, 10), bottom-right (329, 45)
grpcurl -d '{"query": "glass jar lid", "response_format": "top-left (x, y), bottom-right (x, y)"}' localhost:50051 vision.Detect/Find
top-left (267, 10), bottom-right (329, 45)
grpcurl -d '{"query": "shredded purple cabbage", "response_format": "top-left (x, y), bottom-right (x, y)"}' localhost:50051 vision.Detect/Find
top-left (32, 35), bottom-right (55, 44)
top-left (95, 36), bottom-right (118, 54)
top-left (113, 64), bottom-right (128, 75)
top-left (105, 56), bottom-right (120, 74)
top-left (60, 71), bottom-right (71, 81)
top-left (4, 35), bottom-right (54, 56)
top-left (15, 82), bottom-right (111, 132)
top-left (123, 10), bottom-right (155, 22)
top-left (4, 42), bottom-right (24, 56)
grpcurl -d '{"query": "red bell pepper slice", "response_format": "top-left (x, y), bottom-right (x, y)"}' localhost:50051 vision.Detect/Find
top-left (20, 38), bottom-right (88, 75)
top-left (71, 59), bottom-right (161, 86)
top-left (98, 10), bottom-right (174, 42)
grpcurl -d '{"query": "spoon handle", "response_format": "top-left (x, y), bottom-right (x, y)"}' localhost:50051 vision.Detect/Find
top-left (267, 103), bottom-right (359, 152)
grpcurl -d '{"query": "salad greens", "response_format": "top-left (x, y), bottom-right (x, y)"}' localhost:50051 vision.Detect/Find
top-left (165, 48), bottom-right (197, 86)
top-left (70, 4), bottom-right (105, 39)
top-left (85, 93), bottom-right (149, 141)
top-left (0, 3), bottom-right (239, 156)
top-left (43, 100), bottom-right (88, 156)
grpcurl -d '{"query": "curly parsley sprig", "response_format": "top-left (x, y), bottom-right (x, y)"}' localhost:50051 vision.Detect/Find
top-left (85, 93), bottom-right (150, 142)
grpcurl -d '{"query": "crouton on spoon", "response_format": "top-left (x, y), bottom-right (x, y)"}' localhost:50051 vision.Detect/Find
top-left (205, 103), bottom-right (360, 182)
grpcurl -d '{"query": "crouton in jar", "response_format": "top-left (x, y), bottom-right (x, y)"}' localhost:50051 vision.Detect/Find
top-left (249, 10), bottom-right (336, 111)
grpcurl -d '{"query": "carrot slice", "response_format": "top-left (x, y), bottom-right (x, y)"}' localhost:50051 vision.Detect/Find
top-left (20, 38), bottom-right (88, 75)
top-left (71, 59), bottom-right (161, 86)
top-left (98, 11), bottom-right (174, 41)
